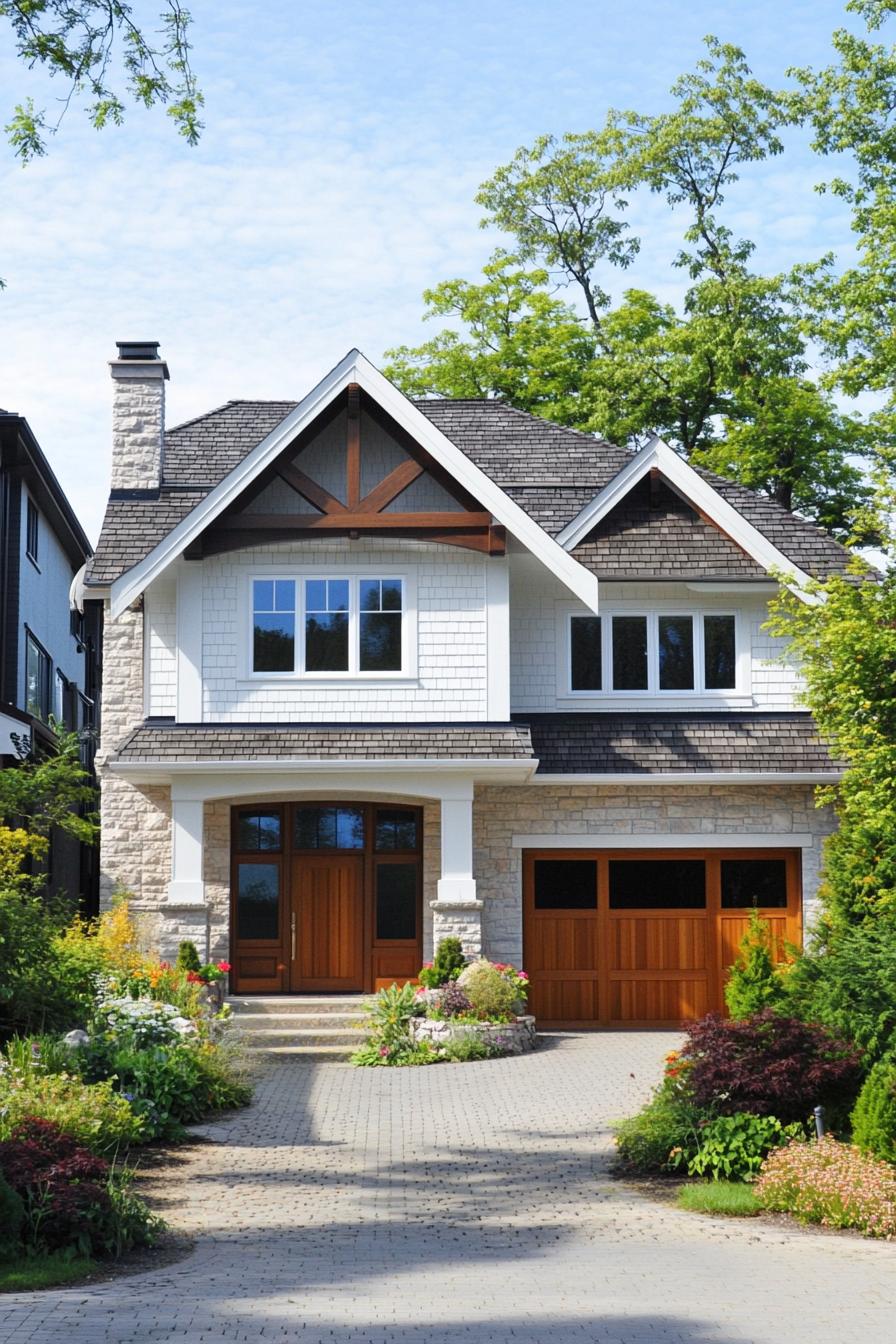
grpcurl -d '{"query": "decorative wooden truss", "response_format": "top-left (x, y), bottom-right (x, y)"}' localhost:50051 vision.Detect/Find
top-left (188, 385), bottom-right (505, 558)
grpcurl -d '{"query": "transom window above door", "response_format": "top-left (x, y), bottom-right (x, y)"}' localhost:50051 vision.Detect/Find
top-left (251, 574), bottom-right (409, 676)
top-left (567, 609), bottom-right (740, 696)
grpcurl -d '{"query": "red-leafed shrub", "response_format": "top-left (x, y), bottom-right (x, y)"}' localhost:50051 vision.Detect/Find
top-left (681, 1011), bottom-right (863, 1124)
top-left (0, 1117), bottom-right (111, 1253)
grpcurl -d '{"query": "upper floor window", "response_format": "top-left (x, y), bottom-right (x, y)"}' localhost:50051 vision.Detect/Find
top-left (26, 498), bottom-right (39, 566)
top-left (25, 631), bottom-right (51, 721)
top-left (568, 610), bottom-right (738, 695)
top-left (251, 575), bottom-right (407, 676)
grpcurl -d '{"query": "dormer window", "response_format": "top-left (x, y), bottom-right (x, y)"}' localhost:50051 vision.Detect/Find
top-left (568, 609), bottom-right (740, 696)
top-left (251, 573), bottom-right (409, 678)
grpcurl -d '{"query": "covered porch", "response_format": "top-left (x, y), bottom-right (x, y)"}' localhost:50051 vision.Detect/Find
top-left (106, 722), bottom-right (536, 993)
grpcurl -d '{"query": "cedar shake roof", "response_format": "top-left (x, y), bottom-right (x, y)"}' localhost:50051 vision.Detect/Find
top-left (519, 712), bottom-right (841, 775)
top-left (86, 397), bottom-right (855, 585)
top-left (112, 722), bottom-right (536, 764)
top-left (112, 715), bottom-right (839, 776)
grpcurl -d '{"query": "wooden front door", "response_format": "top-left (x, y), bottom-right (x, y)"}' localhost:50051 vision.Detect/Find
top-left (524, 848), bottom-right (802, 1027)
top-left (290, 853), bottom-right (365, 991)
top-left (229, 802), bottom-right (424, 994)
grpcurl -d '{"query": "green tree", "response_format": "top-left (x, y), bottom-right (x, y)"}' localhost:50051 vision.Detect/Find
top-left (1, 1), bottom-right (203, 163)
top-left (0, 727), bottom-right (97, 846)
top-left (390, 34), bottom-right (876, 537)
top-left (767, 560), bottom-right (896, 929)
top-left (383, 253), bottom-right (598, 427)
top-left (791, 1), bottom-right (896, 414)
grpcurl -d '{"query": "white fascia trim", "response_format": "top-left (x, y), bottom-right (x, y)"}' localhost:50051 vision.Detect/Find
top-left (109, 755), bottom-right (537, 779)
top-left (512, 832), bottom-right (818, 849)
top-left (529, 771), bottom-right (842, 785)
top-left (555, 436), bottom-right (816, 601)
top-left (109, 350), bottom-right (599, 618)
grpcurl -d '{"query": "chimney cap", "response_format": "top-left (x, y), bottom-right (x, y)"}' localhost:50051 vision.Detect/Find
top-left (115, 340), bottom-right (161, 360)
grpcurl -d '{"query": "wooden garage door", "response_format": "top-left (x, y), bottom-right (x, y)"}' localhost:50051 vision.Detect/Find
top-left (523, 849), bottom-right (801, 1027)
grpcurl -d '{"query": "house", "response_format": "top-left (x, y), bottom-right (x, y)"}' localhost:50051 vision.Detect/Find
top-left (1, 407), bottom-right (101, 911)
top-left (83, 341), bottom-right (845, 1026)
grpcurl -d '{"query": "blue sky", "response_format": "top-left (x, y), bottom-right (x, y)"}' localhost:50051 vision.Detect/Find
top-left (0, 0), bottom-right (866, 541)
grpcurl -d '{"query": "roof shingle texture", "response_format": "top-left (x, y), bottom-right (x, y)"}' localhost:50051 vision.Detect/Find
top-left (518, 712), bottom-right (841, 775)
top-left (86, 397), bottom-right (854, 584)
top-left (113, 722), bottom-right (535, 764)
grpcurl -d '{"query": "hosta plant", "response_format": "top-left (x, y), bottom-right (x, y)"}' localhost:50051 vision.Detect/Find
top-left (681, 1112), bottom-right (805, 1182)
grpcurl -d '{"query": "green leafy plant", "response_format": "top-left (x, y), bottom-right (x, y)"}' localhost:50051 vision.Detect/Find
top-left (176, 941), bottom-right (202, 973)
top-left (851, 1057), bottom-right (896, 1163)
top-left (418, 938), bottom-right (466, 988)
top-left (352, 983), bottom-right (421, 1067)
top-left (684, 1113), bottom-right (805, 1182)
top-left (441, 1034), bottom-right (496, 1063)
top-left (615, 1073), bottom-right (706, 1174)
top-left (756, 1135), bottom-right (896, 1238)
top-left (785, 917), bottom-right (896, 1066)
top-left (725, 912), bottom-right (789, 1019)
top-left (456, 960), bottom-right (519, 1021)
top-left (0, 1069), bottom-right (143, 1152)
top-left (0, 1172), bottom-right (25, 1257)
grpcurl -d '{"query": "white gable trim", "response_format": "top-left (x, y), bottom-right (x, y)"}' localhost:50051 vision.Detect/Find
top-left (108, 350), bottom-right (600, 618)
top-left (555, 436), bottom-right (816, 599)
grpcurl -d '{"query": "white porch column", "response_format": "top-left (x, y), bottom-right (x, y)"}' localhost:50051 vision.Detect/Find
top-left (166, 797), bottom-right (206, 905)
top-left (431, 788), bottom-right (483, 958)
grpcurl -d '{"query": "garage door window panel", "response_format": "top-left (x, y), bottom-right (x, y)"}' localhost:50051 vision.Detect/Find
top-left (721, 858), bottom-right (788, 909)
top-left (533, 859), bottom-right (598, 910)
top-left (608, 859), bottom-right (706, 910)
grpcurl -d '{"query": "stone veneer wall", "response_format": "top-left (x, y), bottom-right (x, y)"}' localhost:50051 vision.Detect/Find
top-left (96, 598), bottom-right (174, 953)
top-left (473, 782), bottom-right (837, 968)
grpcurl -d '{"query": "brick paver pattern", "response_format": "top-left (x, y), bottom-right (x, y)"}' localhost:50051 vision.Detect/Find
top-left (1, 1032), bottom-right (894, 1343)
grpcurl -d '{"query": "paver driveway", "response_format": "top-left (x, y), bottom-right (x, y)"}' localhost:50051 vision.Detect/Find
top-left (1, 1031), bottom-right (894, 1344)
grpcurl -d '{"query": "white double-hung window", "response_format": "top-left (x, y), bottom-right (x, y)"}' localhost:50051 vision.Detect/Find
top-left (566, 608), bottom-right (742, 697)
top-left (251, 575), bottom-right (408, 677)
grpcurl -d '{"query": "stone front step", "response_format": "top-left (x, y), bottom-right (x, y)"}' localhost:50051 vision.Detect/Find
top-left (226, 995), bottom-right (372, 1057)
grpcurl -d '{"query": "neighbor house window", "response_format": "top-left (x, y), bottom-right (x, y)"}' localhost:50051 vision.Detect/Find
top-left (251, 575), bottom-right (406, 675)
top-left (25, 498), bottom-right (39, 565)
top-left (569, 610), bottom-right (739, 695)
top-left (25, 632), bottom-right (51, 721)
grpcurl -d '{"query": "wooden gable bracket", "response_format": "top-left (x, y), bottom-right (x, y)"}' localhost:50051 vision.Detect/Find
top-left (194, 385), bottom-right (506, 557)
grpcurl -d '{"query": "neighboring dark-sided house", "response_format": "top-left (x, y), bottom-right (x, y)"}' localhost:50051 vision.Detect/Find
top-left (0, 408), bottom-right (101, 912)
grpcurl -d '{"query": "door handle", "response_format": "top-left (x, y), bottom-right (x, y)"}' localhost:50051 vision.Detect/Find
top-left (291, 911), bottom-right (296, 961)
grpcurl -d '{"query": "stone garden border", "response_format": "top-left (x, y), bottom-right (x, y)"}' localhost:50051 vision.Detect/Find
top-left (410, 1015), bottom-right (537, 1055)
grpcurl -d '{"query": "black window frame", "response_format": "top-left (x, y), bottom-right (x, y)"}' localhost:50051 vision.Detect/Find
top-left (24, 629), bottom-right (52, 722)
top-left (25, 497), bottom-right (39, 566)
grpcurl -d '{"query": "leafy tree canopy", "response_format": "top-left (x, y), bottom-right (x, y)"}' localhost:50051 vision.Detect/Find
top-left (0, 727), bottom-right (97, 846)
top-left (1, 1), bottom-right (203, 163)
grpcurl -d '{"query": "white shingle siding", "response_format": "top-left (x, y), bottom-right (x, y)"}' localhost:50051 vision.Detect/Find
top-left (200, 538), bottom-right (488, 722)
top-left (145, 574), bottom-right (177, 717)
top-left (509, 558), bottom-right (802, 711)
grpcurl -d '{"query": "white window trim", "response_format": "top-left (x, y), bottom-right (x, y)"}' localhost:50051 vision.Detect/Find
top-left (240, 566), bottom-right (418, 684)
top-left (555, 600), bottom-right (751, 707)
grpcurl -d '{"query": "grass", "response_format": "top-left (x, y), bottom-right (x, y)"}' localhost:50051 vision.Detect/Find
top-left (0, 1253), bottom-right (95, 1292)
top-left (676, 1180), bottom-right (761, 1217)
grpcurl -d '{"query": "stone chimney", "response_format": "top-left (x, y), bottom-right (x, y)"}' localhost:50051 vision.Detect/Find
top-left (109, 340), bottom-right (169, 492)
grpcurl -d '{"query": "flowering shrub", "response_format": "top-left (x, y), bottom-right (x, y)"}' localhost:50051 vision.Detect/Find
top-left (681, 1011), bottom-right (863, 1124)
top-left (95, 996), bottom-right (197, 1047)
top-left (0, 1118), bottom-right (160, 1257)
top-left (756, 1136), bottom-right (896, 1238)
top-left (457, 959), bottom-right (520, 1021)
top-left (615, 1071), bottom-right (705, 1173)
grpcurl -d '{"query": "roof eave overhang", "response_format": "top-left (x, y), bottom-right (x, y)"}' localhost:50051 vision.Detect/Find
top-left (107, 350), bottom-right (600, 618)
top-left (529, 770), bottom-right (842, 785)
top-left (555, 436), bottom-right (820, 605)
top-left (108, 755), bottom-right (538, 786)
